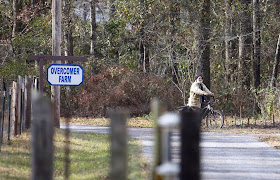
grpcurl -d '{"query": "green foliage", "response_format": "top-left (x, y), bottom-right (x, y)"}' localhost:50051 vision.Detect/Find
top-left (255, 87), bottom-right (280, 119)
top-left (0, 61), bottom-right (33, 79)
top-left (1, 0), bottom-right (280, 119)
top-left (0, 5), bottom-right (52, 78)
top-left (12, 15), bottom-right (52, 58)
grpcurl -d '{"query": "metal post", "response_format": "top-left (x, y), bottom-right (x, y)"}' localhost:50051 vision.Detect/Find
top-left (8, 88), bottom-right (11, 141)
top-left (0, 80), bottom-right (6, 149)
top-left (21, 82), bottom-right (25, 132)
top-left (180, 111), bottom-right (201, 180)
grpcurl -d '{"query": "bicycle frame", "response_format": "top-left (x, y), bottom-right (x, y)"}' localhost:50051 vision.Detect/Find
top-left (202, 99), bottom-right (214, 119)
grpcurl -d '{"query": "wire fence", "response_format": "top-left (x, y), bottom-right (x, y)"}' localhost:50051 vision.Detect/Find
top-left (0, 76), bottom-right (35, 150)
top-left (1, 75), bottom-right (279, 179)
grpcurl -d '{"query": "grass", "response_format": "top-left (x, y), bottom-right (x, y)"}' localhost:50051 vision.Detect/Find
top-left (60, 117), bottom-right (155, 128)
top-left (0, 129), bottom-right (151, 180)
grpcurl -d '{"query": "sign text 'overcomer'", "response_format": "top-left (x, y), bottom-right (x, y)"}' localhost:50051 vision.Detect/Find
top-left (47, 64), bottom-right (84, 86)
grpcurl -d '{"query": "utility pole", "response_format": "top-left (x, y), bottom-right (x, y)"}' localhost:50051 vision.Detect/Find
top-left (52, 0), bottom-right (62, 127)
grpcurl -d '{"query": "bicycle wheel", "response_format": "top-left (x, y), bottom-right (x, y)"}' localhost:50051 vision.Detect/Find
top-left (206, 110), bottom-right (224, 129)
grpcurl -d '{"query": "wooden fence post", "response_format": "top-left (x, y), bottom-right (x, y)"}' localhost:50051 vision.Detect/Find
top-left (180, 111), bottom-right (201, 180)
top-left (12, 81), bottom-right (18, 136)
top-left (151, 98), bottom-right (163, 180)
top-left (109, 110), bottom-right (128, 180)
top-left (31, 93), bottom-right (53, 180)
top-left (25, 76), bottom-right (32, 129)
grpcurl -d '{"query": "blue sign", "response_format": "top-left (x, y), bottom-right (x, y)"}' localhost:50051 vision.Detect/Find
top-left (47, 64), bottom-right (84, 86)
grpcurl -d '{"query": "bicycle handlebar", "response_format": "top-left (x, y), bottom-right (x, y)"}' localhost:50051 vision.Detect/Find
top-left (204, 96), bottom-right (216, 104)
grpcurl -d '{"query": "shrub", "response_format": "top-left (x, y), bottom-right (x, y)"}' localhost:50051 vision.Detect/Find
top-left (67, 66), bottom-right (182, 117)
top-left (256, 87), bottom-right (280, 119)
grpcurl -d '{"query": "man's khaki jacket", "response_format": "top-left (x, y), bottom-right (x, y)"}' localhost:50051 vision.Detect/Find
top-left (187, 81), bottom-right (212, 108)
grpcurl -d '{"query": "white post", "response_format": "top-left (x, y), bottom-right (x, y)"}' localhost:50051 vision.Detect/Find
top-left (156, 113), bottom-right (180, 180)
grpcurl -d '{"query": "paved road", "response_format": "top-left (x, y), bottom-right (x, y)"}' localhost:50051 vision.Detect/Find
top-left (201, 133), bottom-right (280, 180)
top-left (60, 125), bottom-right (280, 180)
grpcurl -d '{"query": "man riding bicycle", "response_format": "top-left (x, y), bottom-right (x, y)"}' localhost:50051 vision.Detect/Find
top-left (187, 75), bottom-right (215, 112)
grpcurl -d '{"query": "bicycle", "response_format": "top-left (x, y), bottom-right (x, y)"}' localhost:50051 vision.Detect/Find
top-left (178, 97), bottom-right (224, 129)
top-left (201, 97), bottom-right (224, 129)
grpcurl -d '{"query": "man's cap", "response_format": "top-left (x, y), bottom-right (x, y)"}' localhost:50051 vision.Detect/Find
top-left (195, 74), bottom-right (202, 80)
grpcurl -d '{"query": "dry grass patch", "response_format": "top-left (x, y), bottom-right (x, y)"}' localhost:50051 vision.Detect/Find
top-left (61, 117), bottom-right (154, 128)
top-left (202, 127), bottom-right (280, 134)
top-left (259, 136), bottom-right (280, 149)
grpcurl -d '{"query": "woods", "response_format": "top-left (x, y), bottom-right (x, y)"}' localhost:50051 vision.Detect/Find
top-left (0, 0), bottom-right (280, 119)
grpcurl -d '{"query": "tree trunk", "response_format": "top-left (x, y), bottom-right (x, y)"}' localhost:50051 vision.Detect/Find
top-left (253, 0), bottom-right (261, 89)
top-left (239, 0), bottom-right (252, 89)
top-left (253, 0), bottom-right (261, 114)
top-left (270, 2), bottom-right (280, 87)
top-left (139, 40), bottom-right (144, 72)
top-left (63, 0), bottom-right (74, 57)
top-left (51, 0), bottom-right (61, 128)
top-left (139, 0), bottom-right (149, 73)
top-left (63, 0), bottom-right (73, 110)
top-left (170, 0), bottom-right (179, 84)
top-left (196, 0), bottom-right (211, 88)
top-left (270, 34), bottom-right (280, 87)
top-left (83, 3), bottom-right (88, 35)
top-left (12, 0), bottom-right (20, 38)
top-left (90, 0), bottom-right (97, 59)
top-left (225, 0), bottom-right (233, 83)
top-left (139, 40), bottom-right (150, 73)
top-left (144, 46), bottom-right (150, 73)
